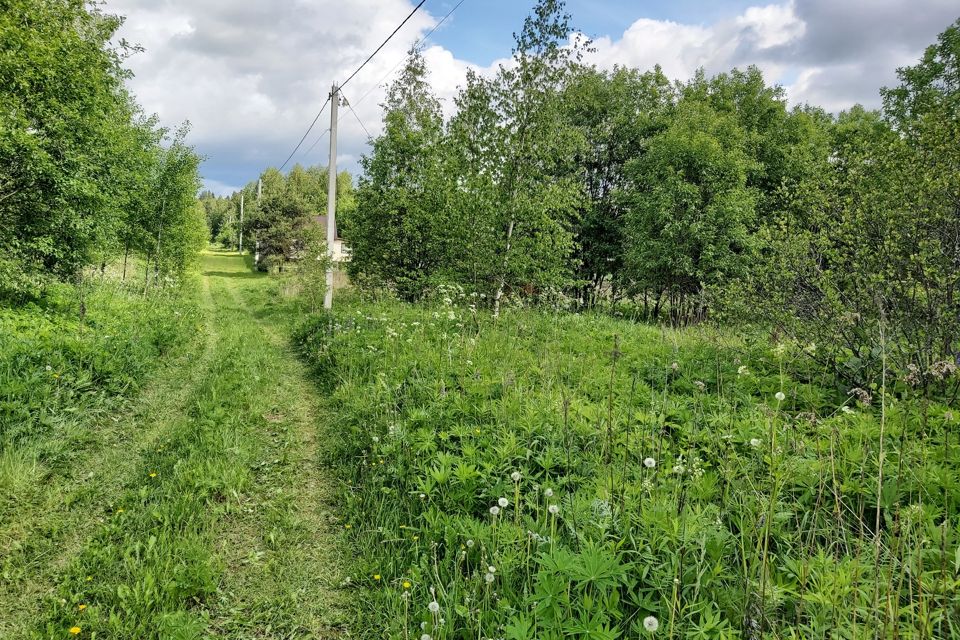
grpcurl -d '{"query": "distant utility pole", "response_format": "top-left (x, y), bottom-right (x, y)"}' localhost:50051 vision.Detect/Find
top-left (239, 192), bottom-right (244, 253)
top-left (324, 83), bottom-right (339, 310)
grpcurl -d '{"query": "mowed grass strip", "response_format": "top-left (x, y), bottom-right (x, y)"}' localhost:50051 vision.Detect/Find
top-left (32, 253), bottom-right (344, 639)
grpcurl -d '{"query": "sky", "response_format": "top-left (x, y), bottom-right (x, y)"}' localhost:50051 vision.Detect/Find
top-left (103, 0), bottom-right (958, 195)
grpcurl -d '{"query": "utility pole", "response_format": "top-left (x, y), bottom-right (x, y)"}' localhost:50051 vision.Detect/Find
top-left (254, 179), bottom-right (262, 266)
top-left (238, 192), bottom-right (244, 253)
top-left (324, 83), bottom-right (339, 310)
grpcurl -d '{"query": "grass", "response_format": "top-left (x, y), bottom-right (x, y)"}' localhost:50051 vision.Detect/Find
top-left (294, 290), bottom-right (960, 639)
top-left (1, 251), bottom-right (344, 639)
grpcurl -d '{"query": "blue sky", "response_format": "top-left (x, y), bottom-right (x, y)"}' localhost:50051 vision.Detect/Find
top-left (430, 0), bottom-right (760, 65)
top-left (106, 0), bottom-right (958, 195)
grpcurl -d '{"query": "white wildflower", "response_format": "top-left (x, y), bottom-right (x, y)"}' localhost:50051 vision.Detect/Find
top-left (738, 365), bottom-right (750, 377)
top-left (750, 438), bottom-right (762, 448)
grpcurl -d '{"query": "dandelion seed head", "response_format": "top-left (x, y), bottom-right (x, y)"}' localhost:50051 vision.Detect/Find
top-left (489, 506), bottom-right (500, 516)
top-left (511, 471), bottom-right (521, 482)
top-left (466, 539), bottom-right (474, 547)
top-left (484, 572), bottom-right (495, 584)
top-left (548, 504), bottom-right (560, 515)
top-left (488, 565), bottom-right (496, 573)
top-left (497, 497), bottom-right (509, 508)
top-left (544, 488), bottom-right (553, 498)
top-left (643, 457), bottom-right (656, 468)
top-left (428, 601), bottom-right (440, 613)
top-left (775, 391), bottom-right (786, 402)
top-left (643, 615), bottom-right (659, 632)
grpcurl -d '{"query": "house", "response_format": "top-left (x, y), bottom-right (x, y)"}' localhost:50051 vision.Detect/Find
top-left (312, 214), bottom-right (351, 262)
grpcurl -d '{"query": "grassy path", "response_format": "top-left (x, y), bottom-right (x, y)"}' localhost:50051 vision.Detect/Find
top-left (1, 251), bottom-right (344, 639)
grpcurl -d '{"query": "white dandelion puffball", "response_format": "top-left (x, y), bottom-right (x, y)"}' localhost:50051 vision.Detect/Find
top-left (489, 506), bottom-right (500, 516)
top-left (421, 634), bottom-right (432, 640)
top-left (775, 391), bottom-right (786, 402)
top-left (428, 601), bottom-right (440, 613)
top-left (488, 565), bottom-right (496, 573)
top-left (466, 539), bottom-right (474, 547)
top-left (498, 497), bottom-right (509, 508)
top-left (511, 471), bottom-right (521, 482)
top-left (750, 438), bottom-right (762, 448)
top-left (643, 615), bottom-right (659, 632)
top-left (544, 488), bottom-right (554, 498)
top-left (548, 504), bottom-right (560, 515)
top-left (484, 572), bottom-right (495, 584)
top-left (643, 457), bottom-right (656, 468)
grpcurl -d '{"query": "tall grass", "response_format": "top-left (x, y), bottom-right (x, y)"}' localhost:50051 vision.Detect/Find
top-left (296, 293), bottom-right (960, 639)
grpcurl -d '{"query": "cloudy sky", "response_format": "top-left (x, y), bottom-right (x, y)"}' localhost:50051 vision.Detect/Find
top-left (104, 0), bottom-right (957, 195)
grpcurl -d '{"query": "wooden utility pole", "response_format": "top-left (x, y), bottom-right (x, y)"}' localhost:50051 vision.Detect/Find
top-left (239, 192), bottom-right (244, 253)
top-left (324, 83), bottom-right (339, 310)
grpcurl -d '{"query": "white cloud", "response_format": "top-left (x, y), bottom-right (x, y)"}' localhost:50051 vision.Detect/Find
top-left (103, 0), bottom-right (955, 193)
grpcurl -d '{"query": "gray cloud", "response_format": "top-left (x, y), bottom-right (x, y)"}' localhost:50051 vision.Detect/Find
top-left (104, 0), bottom-right (958, 194)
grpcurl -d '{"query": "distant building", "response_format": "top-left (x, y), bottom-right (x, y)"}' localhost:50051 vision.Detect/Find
top-left (312, 214), bottom-right (351, 262)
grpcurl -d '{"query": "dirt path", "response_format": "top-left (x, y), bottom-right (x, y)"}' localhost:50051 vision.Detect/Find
top-left (0, 251), bottom-right (345, 638)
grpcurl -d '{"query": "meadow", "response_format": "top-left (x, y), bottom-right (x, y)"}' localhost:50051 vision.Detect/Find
top-left (294, 290), bottom-right (960, 639)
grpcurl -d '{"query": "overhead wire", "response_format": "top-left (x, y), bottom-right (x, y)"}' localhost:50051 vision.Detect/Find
top-left (353, 0), bottom-right (468, 108)
top-left (278, 95), bottom-right (330, 171)
top-left (339, 0), bottom-right (428, 91)
top-left (278, 0), bottom-right (456, 168)
top-left (340, 90), bottom-right (373, 140)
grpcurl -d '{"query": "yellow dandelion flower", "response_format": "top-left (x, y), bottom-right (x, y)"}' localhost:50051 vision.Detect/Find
top-left (344, 524), bottom-right (352, 529)
top-left (85, 576), bottom-right (93, 582)
top-left (373, 574), bottom-right (381, 581)
top-left (78, 604), bottom-right (87, 611)
top-left (69, 627), bottom-right (81, 635)
top-left (412, 535), bottom-right (419, 541)
top-left (149, 472), bottom-right (157, 478)
top-left (116, 508), bottom-right (124, 514)
top-left (402, 580), bottom-right (411, 589)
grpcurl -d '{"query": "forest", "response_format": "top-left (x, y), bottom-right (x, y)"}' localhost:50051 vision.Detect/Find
top-left (1, 0), bottom-right (959, 638)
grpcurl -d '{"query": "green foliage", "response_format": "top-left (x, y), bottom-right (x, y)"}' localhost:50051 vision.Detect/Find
top-left (0, 0), bottom-right (203, 299)
top-left (296, 295), bottom-right (960, 639)
top-left (620, 96), bottom-right (757, 321)
top-left (346, 50), bottom-right (453, 299)
top-left (752, 20), bottom-right (960, 386)
top-left (0, 281), bottom-right (198, 451)
top-left (242, 165), bottom-right (354, 271)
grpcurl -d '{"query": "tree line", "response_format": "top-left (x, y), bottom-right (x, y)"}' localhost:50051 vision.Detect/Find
top-left (0, 0), bottom-right (205, 301)
top-left (346, 0), bottom-right (960, 388)
top-left (201, 164), bottom-right (355, 272)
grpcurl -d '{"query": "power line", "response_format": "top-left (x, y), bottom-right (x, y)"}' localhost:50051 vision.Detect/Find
top-left (278, 95), bottom-right (331, 171)
top-left (340, 91), bottom-right (373, 140)
top-left (303, 127), bottom-right (331, 159)
top-left (340, 0), bottom-right (428, 91)
top-left (354, 0), bottom-right (468, 108)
